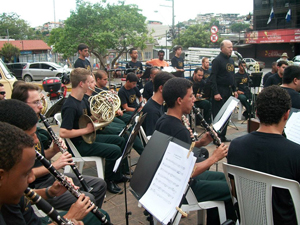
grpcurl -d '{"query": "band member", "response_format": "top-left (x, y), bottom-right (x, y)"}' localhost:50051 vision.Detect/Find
top-left (146, 50), bottom-right (169, 68)
top-left (263, 62), bottom-right (277, 86)
top-left (74, 43), bottom-right (91, 71)
top-left (59, 68), bottom-right (128, 194)
top-left (202, 57), bottom-right (211, 80)
top-left (171, 45), bottom-right (184, 77)
top-left (188, 67), bottom-right (212, 124)
top-left (228, 86), bottom-right (300, 224)
top-left (0, 83), bottom-right (5, 100)
top-left (264, 60), bottom-right (288, 87)
top-left (143, 67), bottom-right (160, 101)
top-left (11, 83), bottom-right (107, 204)
top-left (125, 48), bottom-right (143, 90)
top-left (155, 77), bottom-right (236, 224)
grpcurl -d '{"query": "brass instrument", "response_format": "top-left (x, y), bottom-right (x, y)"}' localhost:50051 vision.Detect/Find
top-left (79, 88), bottom-right (121, 144)
top-left (40, 95), bottom-right (48, 115)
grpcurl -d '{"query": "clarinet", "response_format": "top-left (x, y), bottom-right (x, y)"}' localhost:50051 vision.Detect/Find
top-left (182, 115), bottom-right (198, 142)
top-left (192, 106), bottom-right (222, 146)
top-left (24, 187), bottom-right (74, 225)
top-left (35, 150), bottom-right (112, 225)
top-left (39, 113), bottom-right (93, 193)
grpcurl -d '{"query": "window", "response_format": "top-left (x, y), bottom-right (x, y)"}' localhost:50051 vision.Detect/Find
top-left (41, 63), bottom-right (52, 70)
top-left (29, 63), bottom-right (40, 69)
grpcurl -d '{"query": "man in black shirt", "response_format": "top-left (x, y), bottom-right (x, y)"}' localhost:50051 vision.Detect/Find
top-left (264, 60), bottom-right (288, 87)
top-left (210, 40), bottom-right (237, 142)
top-left (171, 45), bottom-right (185, 77)
top-left (202, 57), bottom-right (211, 80)
top-left (281, 65), bottom-right (300, 109)
top-left (125, 48), bottom-right (143, 90)
top-left (74, 43), bottom-right (91, 71)
top-left (156, 77), bottom-right (236, 224)
top-left (235, 61), bottom-right (252, 119)
top-left (228, 85), bottom-right (300, 225)
top-left (263, 61), bottom-right (277, 86)
top-left (143, 67), bottom-right (159, 101)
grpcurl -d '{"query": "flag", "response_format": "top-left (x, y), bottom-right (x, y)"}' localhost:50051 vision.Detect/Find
top-left (286, 9), bottom-right (291, 22)
top-left (267, 7), bottom-right (274, 24)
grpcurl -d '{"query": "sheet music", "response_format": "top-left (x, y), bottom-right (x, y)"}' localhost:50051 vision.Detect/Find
top-left (285, 112), bottom-right (300, 145)
top-left (213, 100), bottom-right (238, 131)
top-left (139, 141), bottom-right (196, 224)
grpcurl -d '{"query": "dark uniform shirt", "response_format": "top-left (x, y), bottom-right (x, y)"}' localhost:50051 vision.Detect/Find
top-left (187, 77), bottom-right (206, 98)
top-left (171, 56), bottom-right (184, 77)
top-left (118, 86), bottom-right (141, 109)
top-left (125, 61), bottom-right (143, 89)
top-left (235, 71), bottom-right (251, 99)
top-left (143, 80), bottom-right (153, 100)
top-left (264, 73), bottom-right (282, 87)
top-left (74, 58), bottom-right (91, 71)
top-left (281, 87), bottom-right (300, 109)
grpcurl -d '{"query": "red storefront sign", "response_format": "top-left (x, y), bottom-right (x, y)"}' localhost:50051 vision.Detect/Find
top-left (245, 29), bottom-right (300, 44)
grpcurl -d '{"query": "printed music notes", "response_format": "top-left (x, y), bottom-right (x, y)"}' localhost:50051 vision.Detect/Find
top-left (285, 112), bottom-right (300, 145)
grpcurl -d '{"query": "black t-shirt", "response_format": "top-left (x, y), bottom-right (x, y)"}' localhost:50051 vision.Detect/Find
top-left (74, 58), bottom-right (91, 71)
top-left (202, 68), bottom-right (211, 81)
top-left (234, 71), bottom-right (251, 98)
top-left (264, 73), bottom-right (282, 87)
top-left (125, 61), bottom-right (143, 89)
top-left (61, 95), bottom-right (88, 144)
top-left (228, 131), bottom-right (300, 225)
top-left (281, 87), bottom-right (300, 109)
top-left (155, 114), bottom-right (191, 144)
top-left (263, 71), bottom-right (275, 86)
top-left (143, 80), bottom-right (153, 100)
top-left (141, 98), bottom-right (164, 136)
top-left (118, 86), bottom-right (141, 109)
top-left (0, 212), bottom-right (7, 225)
top-left (187, 77), bottom-right (205, 98)
top-left (171, 56), bottom-right (184, 77)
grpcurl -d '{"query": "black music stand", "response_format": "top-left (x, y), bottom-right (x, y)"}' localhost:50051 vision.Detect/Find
top-left (249, 72), bottom-right (263, 117)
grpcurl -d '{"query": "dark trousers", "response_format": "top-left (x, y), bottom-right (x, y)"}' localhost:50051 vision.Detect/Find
top-left (238, 94), bottom-right (251, 115)
top-left (194, 99), bottom-right (212, 124)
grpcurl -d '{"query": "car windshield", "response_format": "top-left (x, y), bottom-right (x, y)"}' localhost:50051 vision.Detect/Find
top-left (48, 63), bottom-right (63, 69)
top-left (294, 56), bottom-right (300, 62)
top-left (0, 59), bottom-right (15, 79)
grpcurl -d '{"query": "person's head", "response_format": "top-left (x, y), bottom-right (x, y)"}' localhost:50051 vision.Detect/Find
top-left (0, 83), bottom-right (5, 100)
top-left (158, 50), bottom-right (165, 61)
top-left (94, 70), bottom-right (108, 88)
top-left (220, 40), bottom-right (233, 57)
top-left (153, 72), bottom-right (174, 93)
top-left (0, 122), bottom-right (36, 206)
top-left (281, 52), bottom-right (288, 60)
top-left (238, 60), bottom-right (246, 73)
top-left (282, 65), bottom-right (300, 91)
top-left (129, 48), bottom-right (138, 60)
top-left (0, 99), bottom-right (39, 144)
top-left (11, 83), bottom-right (42, 114)
top-left (256, 86), bottom-right (291, 125)
top-left (193, 67), bottom-right (204, 82)
top-left (163, 78), bottom-right (194, 113)
top-left (125, 72), bottom-right (138, 89)
top-left (202, 57), bottom-right (209, 70)
top-left (70, 68), bottom-right (90, 93)
top-left (271, 61), bottom-right (278, 73)
top-left (277, 60), bottom-right (288, 77)
top-left (87, 73), bottom-right (96, 92)
top-left (77, 43), bottom-right (89, 58)
top-left (173, 45), bottom-right (182, 57)
top-left (150, 67), bottom-right (160, 80)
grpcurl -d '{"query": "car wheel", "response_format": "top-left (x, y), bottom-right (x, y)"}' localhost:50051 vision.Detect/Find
top-left (249, 66), bottom-right (253, 71)
top-left (24, 75), bottom-right (32, 82)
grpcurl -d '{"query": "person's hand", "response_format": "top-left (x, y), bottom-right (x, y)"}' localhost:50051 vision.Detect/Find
top-left (211, 143), bottom-right (228, 161)
top-left (197, 132), bottom-right (213, 147)
top-left (52, 138), bottom-right (67, 153)
top-left (234, 92), bottom-right (238, 98)
top-left (48, 177), bottom-right (79, 197)
top-left (214, 94), bottom-right (222, 101)
top-left (85, 123), bottom-right (94, 133)
top-left (116, 108), bottom-right (123, 116)
top-left (52, 152), bottom-right (74, 169)
top-left (237, 91), bottom-right (244, 95)
top-left (65, 194), bottom-right (95, 221)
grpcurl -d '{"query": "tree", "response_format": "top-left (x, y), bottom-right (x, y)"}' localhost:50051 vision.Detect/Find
top-left (230, 23), bottom-right (250, 33)
top-left (0, 42), bottom-right (20, 63)
top-left (48, 0), bottom-right (153, 68)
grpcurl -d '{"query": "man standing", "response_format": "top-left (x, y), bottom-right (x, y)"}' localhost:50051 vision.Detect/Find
top-left (277, 52), bottom-right (289, 62)
top-left (146, 50), bottom-right (169, 68)
top-left (125, 48), bottom-right (143, 90)
top-left (263, 62), bottom-right (278, 86)
top-left (228, 86), bottom-right (300, 224)
top-left (171, 45), bottom-right (185, 77)
top-left (74, 43), bottom-right (91, 71)
top-left (281, 65), bottom-right (300, 109)
top-left (202, 57), bottom-right (211, 80)
top-left (210, 40), bottom-right (237, 142)
top-left (235, 61), bottom-right (252, 119)
top-left (264, 60), bottom-right (288, 87)
top-left (0, 83), bottom-right (5, 100)
top-left (143, 67), bottom-right (160, 101)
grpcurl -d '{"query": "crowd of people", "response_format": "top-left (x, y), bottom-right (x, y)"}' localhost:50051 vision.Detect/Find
top-left (0, 41), bottom-right (300, 225)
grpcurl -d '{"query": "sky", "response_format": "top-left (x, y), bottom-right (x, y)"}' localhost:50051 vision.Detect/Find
top-left (1, 0), bottom-right (253, 27)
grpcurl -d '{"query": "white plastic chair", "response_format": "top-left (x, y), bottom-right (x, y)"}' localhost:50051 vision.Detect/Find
top-left (237, 101), bottom-right (243, 121)
top-left (54, 113), bottom-right (105, 179)
top-left (223, 162), bottom-right (300, 225)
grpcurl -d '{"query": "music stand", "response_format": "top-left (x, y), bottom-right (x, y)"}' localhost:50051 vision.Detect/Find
top-left (249, 72), bottom-right (263, 116)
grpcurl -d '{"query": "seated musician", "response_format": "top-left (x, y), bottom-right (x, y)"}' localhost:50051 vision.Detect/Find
top-left (264, 60), bottom-right (288, 87)
top-left (59, 68), bottom-right (128, 194)
top-left (228, 86), bottom-right (300, 224)
top-left (187, 67), bottom-right (212, 124)
top-left (11, 83), bottom-right (107, 207)
top-left (143, 67), bottom-right (160, 101)
top-left (125, 48), bottom-right (144, 90)
top-left (0, 100), bottom-right (108, 225)
top-left (155, 77), bottom-right (236, 224)
top-left (234, 61), bottom-right (252, 119)
top-left (146, 50), bottom-right (169, 68)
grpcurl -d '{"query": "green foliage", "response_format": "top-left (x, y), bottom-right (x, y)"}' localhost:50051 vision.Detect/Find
top-left (230, 23), bottom-right (250, 33)
top-left (48, 1), bottom-right (153, 68)
top-left (0, 43), bottom-right (20, 63)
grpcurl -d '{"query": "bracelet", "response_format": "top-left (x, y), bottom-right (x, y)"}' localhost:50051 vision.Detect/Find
top-left (45, 186), bottom-right (56, 199)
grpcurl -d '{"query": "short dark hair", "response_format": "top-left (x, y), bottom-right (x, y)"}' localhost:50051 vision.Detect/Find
top-left (150, 67), bottom-right (159, 75)
top-left (158, 50), bottom-right (165, 55)
top-left (163, 78), bottom-right (192, 108)
top-left (13, 80), bottom-right (25, 88)
top-left (277, 60), bottom-right (288, 67)
top-left (129, 48), bottom-right (137, 55)
top-left (193, 67), bottom-right (203, 75)
top-left (12, 83), bottom-right (40, 102)
top-left (283, 65), bottom-right (300, 84)
top-left (173, 45), bottom-right (182, 52)
top-left (271, 61), bottom-right (277, 67)
top-left (0, 122), bottom-right (34, 171)
top-left (78, 43), bottom-right (88, 51)
top-left (202, 57), bottom-right (209, 64)
top-left (238, 60), bottom-right (246, 67)
top-left (94, 70), bottom-right (107, 81)
top-left (126, 72), bottom-right (138, 82)
top-left (153, 72), bottom-right (174, 93)
top-left (0, 99), bottom-right (38, 131)
top-left (256, 86), bottom-right (291, 125)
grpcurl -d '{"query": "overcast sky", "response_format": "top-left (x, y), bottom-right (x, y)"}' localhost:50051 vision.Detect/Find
top-left (1, 0), bottom-right (253, 27)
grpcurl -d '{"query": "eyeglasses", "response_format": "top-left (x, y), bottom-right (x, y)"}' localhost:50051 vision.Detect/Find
top-left (0, 91), bottom-right (5, 95)
top-left (27, 100), bottom-right (42, 106)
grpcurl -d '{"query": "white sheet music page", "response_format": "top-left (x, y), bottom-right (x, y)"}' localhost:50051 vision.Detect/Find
top-left (285, 112), bottom-right (300, 145)
top-left (213, 100), bottom-right (238, 131)
top-left (139, 141), bottom-right (196, 224)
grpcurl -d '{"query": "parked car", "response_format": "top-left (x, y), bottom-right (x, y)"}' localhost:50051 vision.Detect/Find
top-left (6, 62), bottom-right (27, 80)
top-left (292, 55), bottom-right (300, 66)
top-left (0, 59), bottom-right (17, 99)
top-left (22, 62), bottom-right (72, 82)
top-left (243, 58), bottom-right (265, 71)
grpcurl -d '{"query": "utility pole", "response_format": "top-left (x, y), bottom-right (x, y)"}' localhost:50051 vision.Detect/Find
top-left (53, 0), bottom-right (56, 23)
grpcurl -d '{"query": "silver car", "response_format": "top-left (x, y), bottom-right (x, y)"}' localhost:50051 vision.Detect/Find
top-left (292, 55), bottom-right (300, 66)
top-left (22, 62), bottom-right (72, 82)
